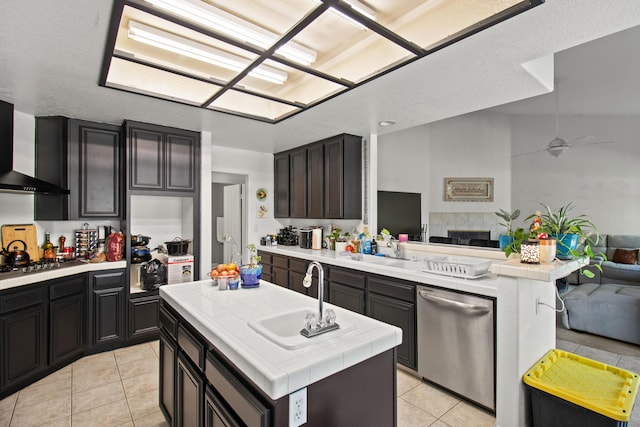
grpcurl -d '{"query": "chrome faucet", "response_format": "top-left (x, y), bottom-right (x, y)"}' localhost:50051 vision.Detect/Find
top-left (301, 261), bottom-right (339, 338)
top-left (387, 237), bottom-right (401, 258)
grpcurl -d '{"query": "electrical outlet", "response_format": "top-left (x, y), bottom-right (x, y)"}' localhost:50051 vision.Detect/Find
top-left (289, 387), bottom-right (307, 427)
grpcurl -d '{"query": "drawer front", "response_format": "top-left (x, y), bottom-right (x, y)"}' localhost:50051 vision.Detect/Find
top-left (205, 352), bottom-right (270, 427)
top-left (0, 285), bottom-right (47, 314)
top-left (330, 267), bottom-right (366, 289)
top-left (368, 275), bottom-right (415, 302)
top-left (49, 274), bottom-right (87, 300)
top-left (257, 252), bottom-right (272, 265)
top-left (178, 323), bottom-right (205, 371)
top-left (288, 258), bottom-right (308, 273)
top-left (159, 303), bottom-right (178, 341)
top-left (272, 255), bottom-right (288, 269)
top-left (91, 270), bottom-right (125, 290)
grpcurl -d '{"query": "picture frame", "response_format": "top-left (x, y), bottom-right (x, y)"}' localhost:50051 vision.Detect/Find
top-left (444, 177), bottom-right (494, 202)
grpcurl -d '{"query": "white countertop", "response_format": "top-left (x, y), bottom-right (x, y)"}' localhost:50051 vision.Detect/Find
top-left (160, 280), bottom-right (402, 400)
top-left (0, 260), bottom-right (127, 291)
top-left (259, 245), bottom-right (500, 297)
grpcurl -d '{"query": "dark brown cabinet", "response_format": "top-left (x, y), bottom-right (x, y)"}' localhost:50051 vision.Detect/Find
top-left (126, 121), bottom-right (198, 193)
top-left (177, 352), bottom-right (204, 427)
top-left (49, 274), bottom-right (86, 367)
top-left (89, 269), bottom-right (126, 351)
top-left (323, 134), bottom-right (362, 219)
top-left (35, 117), bottom-right (123, 220)
top-left (329, 267), bottom-right (366, 315)
top-left (289, 148), bottom-right (307, 218)
top-left (0, 285), bottom-right (47, 391)
top-left (366, 275), bottom-right (416, 369)
top-left (273, 133), bottom-right (361, 219)
top-left (205, 385), bottom-right (242, 427)
top-left (128, 294), bottom-right (160, 342)
top-left (159, 330), bottom-right (176, 426)
top-left (273, 153), bottom-right (290, 218)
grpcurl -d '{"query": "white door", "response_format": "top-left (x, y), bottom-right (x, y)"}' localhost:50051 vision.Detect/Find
top-left (223, 184), bottom-right (243, 264)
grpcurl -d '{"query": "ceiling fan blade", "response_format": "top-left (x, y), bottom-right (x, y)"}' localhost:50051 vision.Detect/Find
top-left (566, 135), bottom-right (594, 145)
top-left (511, 148), bottom-right (547, 158)
top-left (575, 140), bottom-right (615, 147)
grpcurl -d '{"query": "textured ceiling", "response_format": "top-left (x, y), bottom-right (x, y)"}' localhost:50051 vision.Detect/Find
top-left (1, 1), bottom-right (639, 153)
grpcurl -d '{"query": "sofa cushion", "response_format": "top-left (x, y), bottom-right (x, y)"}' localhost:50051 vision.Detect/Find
top-left (605, 235), bottom-right (640, 259)
top-left (601, 261), bottom-right (640, 285)
top-left (612, 248), bottom-right (639, 264)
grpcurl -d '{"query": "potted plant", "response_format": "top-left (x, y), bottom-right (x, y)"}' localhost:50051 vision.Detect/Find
top-left (495, 208), bottom-right (521, 250)
top-left (240, 244), bottom-right (262, 288)
top-left (531, 202), bottom-right (602, 259)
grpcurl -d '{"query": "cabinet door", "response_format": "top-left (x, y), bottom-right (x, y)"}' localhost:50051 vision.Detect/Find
top-left (204, 386), bottom-right (241, 427)
top-left (367, 293), bottom-right (416, 369)
top-left (288, 270), bottom-right (308, 295)
top-left (92, 287), bottom-right (125, 347)
top-left (289, 148), bottom-right (307, 218)
top-left (329, 283), bottom-right (365, 314)
top-left (72, 120), bottom-right (122, 217)
top-left (323, 137), bottom-right (344, 218)
top-left (165, 131), bottom-right (197, 192)
top-left (159, 330), bottom-right (176, 426)
top-left (129, 126), bottom-right (164, 190)
top-left (273, 153), bottom-right (289, 218)
top-left (128, 295), bottom-right (160, 341)
top-left (306, 143), bottom-right (324, 218)
top-left (0, 305), bottom-right (46, 389)
top-left (272, 267), bottom-right (289, 288)
top-left (50, 293), bottom-right (85, 366)
top-left (177, 352), bottom-right (204, 427)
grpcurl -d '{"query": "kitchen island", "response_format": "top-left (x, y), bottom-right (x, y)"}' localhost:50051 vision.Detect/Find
top-left (257, 244), bottom-right (586, 427)
top-left (159, 279), bottom-right (402, 426)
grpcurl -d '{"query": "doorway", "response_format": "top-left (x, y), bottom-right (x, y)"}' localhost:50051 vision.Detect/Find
top-left (211, 172), bottom-right (247, 265)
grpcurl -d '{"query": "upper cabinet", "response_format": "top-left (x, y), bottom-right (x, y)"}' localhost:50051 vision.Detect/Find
top-left (35, 117), bottom-right (123, 220)
top-left (125, 121), bottom-right (198, 193)
top-left (274, 133), bottom-right (361, 219)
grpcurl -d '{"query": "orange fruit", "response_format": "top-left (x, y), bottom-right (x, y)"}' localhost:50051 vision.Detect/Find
top-left (210, 270), bottom-right (219, 277)
top-left (216, 264), bottom-right (225, 273)
top-left (226, 263), bottom-right (237, 271)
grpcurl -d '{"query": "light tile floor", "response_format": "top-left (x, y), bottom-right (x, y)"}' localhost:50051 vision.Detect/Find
top-left (1, 336), bottom-right (639, 427)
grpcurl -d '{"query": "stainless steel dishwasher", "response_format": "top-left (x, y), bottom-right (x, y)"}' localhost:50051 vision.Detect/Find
top-left (417, 285), bottom-right (495, 411)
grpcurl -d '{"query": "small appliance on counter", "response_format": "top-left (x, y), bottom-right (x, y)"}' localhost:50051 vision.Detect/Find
top-left (299, 228), bottom-right (312, 249)
top-left (276, 226), bottom-right (298, 246)
top-left (159, 253), bottom-right (194, 284)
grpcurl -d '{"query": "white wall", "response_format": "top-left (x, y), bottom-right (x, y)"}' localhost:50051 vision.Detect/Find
top-left (209, 146), bottom-right (281, 249)
top-left (511, 115), bottom-right (640, 234)
top-left (378, 111), bottom-right (512, 237)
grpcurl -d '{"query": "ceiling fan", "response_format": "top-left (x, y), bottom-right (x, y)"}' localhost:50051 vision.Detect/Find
top-left (512, 83), bottom-right (614, 158)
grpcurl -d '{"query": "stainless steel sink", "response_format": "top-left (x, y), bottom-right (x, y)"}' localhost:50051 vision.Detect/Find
top-left (359, 255), bottom-right (422, 271)
top-left (248, 308), bottom-right (355, 350)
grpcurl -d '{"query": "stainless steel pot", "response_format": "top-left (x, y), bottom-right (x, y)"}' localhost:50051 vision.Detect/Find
top-left (1, 239), bottom-right (31, 266)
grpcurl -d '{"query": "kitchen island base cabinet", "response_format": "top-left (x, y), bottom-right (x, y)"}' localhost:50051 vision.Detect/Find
top-left (160, 299), bottom-right (397, 427)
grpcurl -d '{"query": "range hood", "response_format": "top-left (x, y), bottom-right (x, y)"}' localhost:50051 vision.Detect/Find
top-left (0, 100), bottom-right (69, 194)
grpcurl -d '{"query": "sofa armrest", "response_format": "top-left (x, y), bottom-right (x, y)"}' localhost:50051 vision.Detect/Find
top-left (601, 261), bottom-right (640, 285)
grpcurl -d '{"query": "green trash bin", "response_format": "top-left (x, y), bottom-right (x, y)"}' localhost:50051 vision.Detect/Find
top-left (523, 349), bottom-right (640, 427)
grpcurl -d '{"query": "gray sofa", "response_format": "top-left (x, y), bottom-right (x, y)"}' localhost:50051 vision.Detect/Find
top-left (565, 234), bottom-right (640, 286)
top-left (562, 235), bottom-right (640, 345)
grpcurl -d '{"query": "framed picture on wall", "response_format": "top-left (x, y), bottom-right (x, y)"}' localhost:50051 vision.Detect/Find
top-left (444, 177), bottom-right (494, 202)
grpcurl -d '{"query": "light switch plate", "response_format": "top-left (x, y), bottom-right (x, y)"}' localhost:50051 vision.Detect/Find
top-left (289, 387), bottom-right (307, 427)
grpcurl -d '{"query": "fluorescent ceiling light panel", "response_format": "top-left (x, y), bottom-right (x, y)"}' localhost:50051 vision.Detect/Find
top-left (343, 0), bottom-right (377, 21)
top-left (128, 21), bottom-right (288, 84)
top-left (145, 0), bottom-right (317, 65)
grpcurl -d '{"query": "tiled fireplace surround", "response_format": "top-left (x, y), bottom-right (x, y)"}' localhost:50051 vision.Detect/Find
top-left (428, 212), bottom-right (501, 241)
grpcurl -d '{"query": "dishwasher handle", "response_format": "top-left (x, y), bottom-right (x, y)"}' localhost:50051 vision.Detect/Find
top-left (419, 290), bottom-right (490, 315)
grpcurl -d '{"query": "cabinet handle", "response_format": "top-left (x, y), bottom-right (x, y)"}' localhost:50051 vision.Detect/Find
top-left (419, 291), bottom-right (490, 315)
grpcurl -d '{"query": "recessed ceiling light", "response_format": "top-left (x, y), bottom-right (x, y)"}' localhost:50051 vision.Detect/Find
top-left (378, 120), bottom-right (397, 127)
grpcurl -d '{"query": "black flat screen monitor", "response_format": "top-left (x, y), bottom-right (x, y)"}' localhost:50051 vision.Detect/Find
top-left (377, 191), bottom-right (422, 241)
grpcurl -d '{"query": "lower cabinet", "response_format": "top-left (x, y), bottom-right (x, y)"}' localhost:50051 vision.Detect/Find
top-left (89, 269), bottom-right (126, 351)
top-left (128, 294), bottom-right (160, 342)
top-left (0, 284), bottom-right (47, 391)
top-left (177, 351), bottom-right (204, 427)
top-left (366, 275), bottom-right (416, 369)
top-left (49, 274), bottom-right (86, 367)
top-left (205, 385), bottom-right (242, 427)
top-left (159, 330), bottom-right (176, 426)
top-left (328, 267), bottom-right (366, 315)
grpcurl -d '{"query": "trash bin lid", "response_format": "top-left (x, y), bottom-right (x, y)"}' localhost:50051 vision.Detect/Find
top-left (523, 349), bottom-right (640, 422)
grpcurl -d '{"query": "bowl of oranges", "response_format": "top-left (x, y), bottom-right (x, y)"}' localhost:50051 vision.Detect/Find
top-left (209, 263), bottom-right (240, 286)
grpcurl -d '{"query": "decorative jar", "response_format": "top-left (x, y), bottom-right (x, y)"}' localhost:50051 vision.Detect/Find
top-left (520, 240), bottom-right (540, 264)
